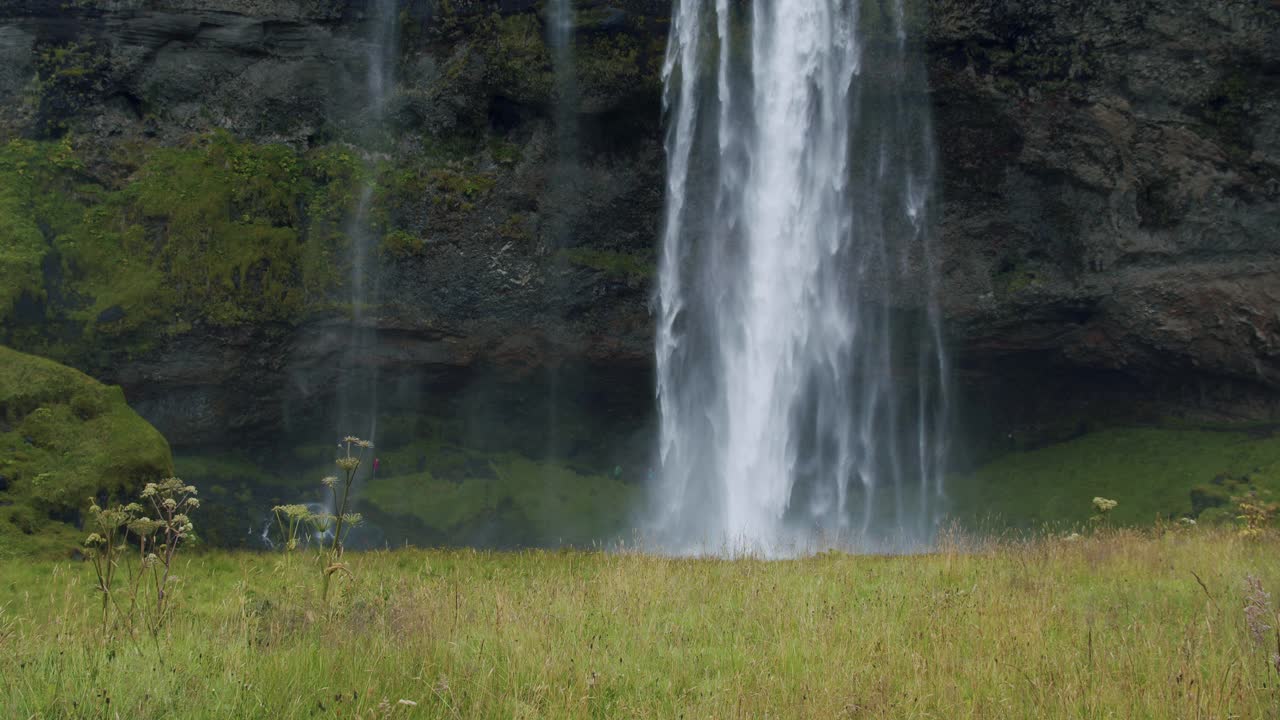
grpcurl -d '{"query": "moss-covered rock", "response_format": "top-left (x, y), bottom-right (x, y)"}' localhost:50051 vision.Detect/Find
top-left (0, 133), bottom-right (361, 360)
top-left (559, 247), bottom-right (654, 282)
top-left (0, 345), bottom-right (173, 556)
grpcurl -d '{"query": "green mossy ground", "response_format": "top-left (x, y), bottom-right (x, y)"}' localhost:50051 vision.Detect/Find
top-left (0, 346), bottom-right (172, 557)
top-left (175, 405), bottom-right (641, 550)
top-left (949, 427), bottom-right (1280, 529)
top-left (360, 454), bottom-right (636, 548)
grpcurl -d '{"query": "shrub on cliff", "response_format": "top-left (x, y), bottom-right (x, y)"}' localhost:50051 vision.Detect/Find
top-left (0, 345), bottom-right (173, 556)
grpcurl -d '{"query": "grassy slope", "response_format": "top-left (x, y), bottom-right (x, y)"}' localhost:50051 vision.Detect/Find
top-left (1, 530), bottom-right (1278, 718)
top-left (949, 427), bottom-right (1280, 528)
top-left (0, 346), bottom-right (172, 556)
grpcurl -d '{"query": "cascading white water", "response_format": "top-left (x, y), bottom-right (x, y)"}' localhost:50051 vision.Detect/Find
top-left (335, 0), bottom-right (399, 450)
top-left (653, 0), bottom-right (948, 555)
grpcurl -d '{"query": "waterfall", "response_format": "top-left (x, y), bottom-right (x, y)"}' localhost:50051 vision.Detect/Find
top-left (335, 0), bottom-right (398, 470)
top-left (546, 0), bottom-right (580, 244)
top-left (543, 0), bottom-right (578, 463)
top-left (652, 0), bottom-right (948, 555)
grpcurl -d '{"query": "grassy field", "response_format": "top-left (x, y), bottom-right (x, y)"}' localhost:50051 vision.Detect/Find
top-left (2, 529), bottom-right (1279, 718)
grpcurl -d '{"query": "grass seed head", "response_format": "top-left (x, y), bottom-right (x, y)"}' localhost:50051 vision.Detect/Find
top-left (1244, 575), bottom-right (1273, 645)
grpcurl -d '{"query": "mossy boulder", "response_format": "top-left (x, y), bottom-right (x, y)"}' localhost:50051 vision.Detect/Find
top-left (0, 345), bottom-right (172, 556)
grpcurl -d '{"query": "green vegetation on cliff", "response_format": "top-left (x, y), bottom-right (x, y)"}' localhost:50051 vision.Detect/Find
top-left (0, 133), bottom-right (363, 359)
top-left (559, 247), bottom-right (654, 281)
top-left (0, 346), bottom-right (172, 557)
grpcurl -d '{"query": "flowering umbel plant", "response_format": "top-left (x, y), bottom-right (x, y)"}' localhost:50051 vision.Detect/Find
top-left (84, 477), bottom-right (198, 634)
top-left (139, 478), bottom-right (199, 623)
top-left (1091, 497), bottom-right (1118, 524)
top-left (318, 436), bottom-right (370, 601)
top-left (271, 503), bottom-right (314, 553)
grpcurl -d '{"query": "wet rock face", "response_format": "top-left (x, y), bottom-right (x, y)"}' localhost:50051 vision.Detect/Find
top-left (928, 0), bottom-right (1280, 418)
top-left (0, 0), bottom-right (1277, 445)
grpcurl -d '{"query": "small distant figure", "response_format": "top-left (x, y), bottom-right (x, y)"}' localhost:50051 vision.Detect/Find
top-left (373, 457), bottom-right (381, 476)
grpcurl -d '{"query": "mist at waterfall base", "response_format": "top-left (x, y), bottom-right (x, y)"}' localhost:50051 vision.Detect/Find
top-left (181, 364), bottom-right (653, 551)
top-left (650, 0), bottom-right (949, 556)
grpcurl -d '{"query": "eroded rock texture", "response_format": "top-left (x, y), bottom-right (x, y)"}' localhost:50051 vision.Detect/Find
top-left (930, 0), bottom-right (1280, 441)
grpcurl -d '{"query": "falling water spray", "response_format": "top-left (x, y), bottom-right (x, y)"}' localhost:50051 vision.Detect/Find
top-left (333, 0), bottom-right (399, 499)
top-left (543, 0), bottom-right (580, 464)
top-left (652, 0), bottom-right (948, 555)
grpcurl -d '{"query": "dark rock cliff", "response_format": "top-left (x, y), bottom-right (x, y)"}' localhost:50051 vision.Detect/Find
top-left (930, 0), bottom-right (1280, 446)
top-left (0, 0), bottom-right (1276, 450)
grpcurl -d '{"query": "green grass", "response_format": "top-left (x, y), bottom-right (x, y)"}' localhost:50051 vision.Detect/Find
top-left (1, 529), bottom-right (1278, 717)
top-left (950, 427), bottom-right (1280, 527)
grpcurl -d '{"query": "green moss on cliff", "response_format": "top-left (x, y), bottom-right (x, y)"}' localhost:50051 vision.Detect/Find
top-left (0, 346), bottom-right (173, 557)
top-left (61, 132), bottom-right (345, 334)
top-left (0, 133), bottom-right (363, 359)
top-left (559, 248), bottom-right (654, 281)
top-left (949, 427), bottom-right (1280, 529)
top-left (577, 33), bottom-right (661, 103)
top-left (375, 156), bottom-right (497, 246)
top-left (483, 13), bottom-right (553, 104)
top-left (25, 38), bottom-right (109, 138)
top-left (0, 138), bottom-right (86, 322)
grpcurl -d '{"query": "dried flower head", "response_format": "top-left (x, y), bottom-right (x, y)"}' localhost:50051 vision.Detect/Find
top-left (1244, 575), bottom-right (1274, 645)
top-left (336, 457), bottom-right (360, 472)
top-left (129, 518), bottom-right (163, 536)
top-left (321, 476), bottom-right (339, 488)
top-left (274, 504), bottom-right (312, 521)
top-left (1092, 497), bottom-right (1118, 514)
